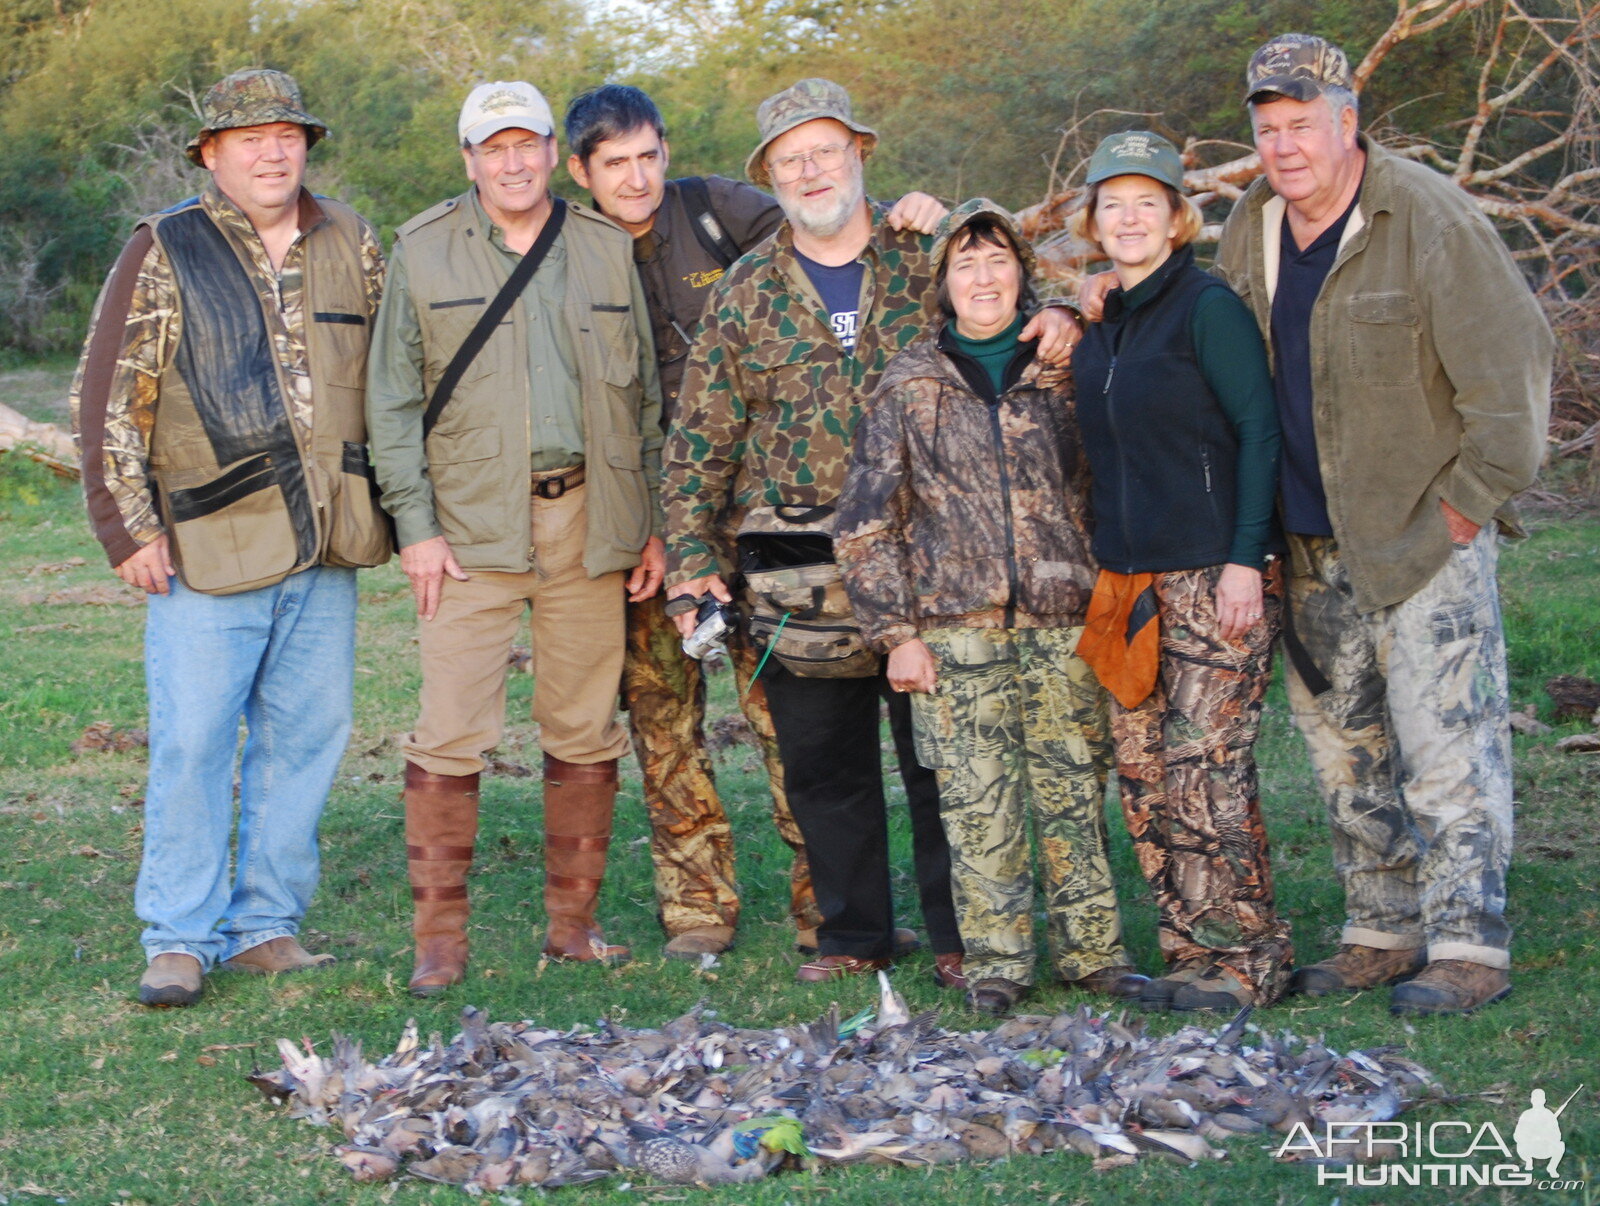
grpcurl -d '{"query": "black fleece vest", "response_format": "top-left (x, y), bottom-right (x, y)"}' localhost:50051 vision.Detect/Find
top-left (1073, 247), bottom-right (1237, 573)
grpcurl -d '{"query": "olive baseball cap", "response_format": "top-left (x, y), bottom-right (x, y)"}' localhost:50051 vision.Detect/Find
top-left (745, 78), bottom-right (877, 187)
top-left (458, 81), bottom-right (555, 147)
top-left (930, 198), bottom-right (1036, 278)
top-left (1245, 33), bottom-right (1353, 104)
top-left (185, 68), bottom-right (327, 166)
top-left (1084, 131), bottom-right (1185, 191)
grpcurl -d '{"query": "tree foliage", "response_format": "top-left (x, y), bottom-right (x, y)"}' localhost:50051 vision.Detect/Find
top-left (0, 0), bottom-right (1585, 353)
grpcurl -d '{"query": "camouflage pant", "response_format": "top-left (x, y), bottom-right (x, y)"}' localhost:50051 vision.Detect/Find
top-left (623, 593), bottom-right (821, 936)
top-left (911, 627), bottom-right (1127, 986)
top-left (1285, 530), bottom-right (1511, 968)
top-left (1112, 565), bottom-right (1293, 1002)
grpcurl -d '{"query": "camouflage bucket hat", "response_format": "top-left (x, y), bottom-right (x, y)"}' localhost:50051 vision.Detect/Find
top-left (185, 68), bottom-right (328, 166)
top-left (930, 198), bottom-right (1036, 280)
top-left (1085, 130), bottom-right (1185, 191)
top-left (1245, 33), bottom-right (1353, 104)
top-left (745, 78), bottom-right (878, 187)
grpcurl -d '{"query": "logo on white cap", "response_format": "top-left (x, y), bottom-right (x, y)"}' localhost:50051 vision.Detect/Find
top-left (458, 81), bottom-right (554, 146)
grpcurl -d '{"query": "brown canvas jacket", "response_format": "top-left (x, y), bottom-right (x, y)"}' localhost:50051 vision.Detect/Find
top-left (835, 331), bottom-right (1097, 652)
top-left (1215, 136), bottom-right (1551, 611)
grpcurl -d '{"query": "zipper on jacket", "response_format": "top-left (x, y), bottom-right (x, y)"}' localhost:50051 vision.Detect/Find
top-left (1201, 444), bottom-right (1213, 492)
top-left (987, 399), bottom-right (1020, 628)
top-left (1102, 352), bottom-right (1137, 562)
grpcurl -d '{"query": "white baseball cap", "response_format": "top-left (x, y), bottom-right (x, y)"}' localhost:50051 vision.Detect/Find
top-left (458, 81), bottom-right (555, 146)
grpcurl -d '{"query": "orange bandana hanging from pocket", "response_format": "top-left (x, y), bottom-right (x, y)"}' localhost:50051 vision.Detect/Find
top-left (1076, 569), bottom-right (1160, 708)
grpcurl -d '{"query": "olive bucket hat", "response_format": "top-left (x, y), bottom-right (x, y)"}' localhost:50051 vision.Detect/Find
top-left (185, 68), bottom-right (328, 166)
top-left (745, 78), bottom-right (877, 188)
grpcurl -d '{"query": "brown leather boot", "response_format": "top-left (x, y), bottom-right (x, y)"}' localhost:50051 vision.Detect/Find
top-left (541, 756), bottom-right (630, 964)
top-left (403, 762), bottom-right (479, 997)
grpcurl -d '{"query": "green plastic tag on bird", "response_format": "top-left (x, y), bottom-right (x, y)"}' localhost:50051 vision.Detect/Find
top-left (1020, 1047), bottom-right (1068, 1067)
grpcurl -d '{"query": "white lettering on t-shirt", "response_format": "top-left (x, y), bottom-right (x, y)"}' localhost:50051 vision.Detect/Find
top-left (832, 309), bottom-right (859, 352)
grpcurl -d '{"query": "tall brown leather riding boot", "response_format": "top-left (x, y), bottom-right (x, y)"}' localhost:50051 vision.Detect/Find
top-left (403, 761), bottom-right (479, 996)
top-left (541, 755), bottom-right (630, 964)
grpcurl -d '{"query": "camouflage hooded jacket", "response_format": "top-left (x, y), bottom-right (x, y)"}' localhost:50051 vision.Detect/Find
top-left (660, 207), bottom-right (937, 585)
top-left (834, 328), bottom-right (1098, 652)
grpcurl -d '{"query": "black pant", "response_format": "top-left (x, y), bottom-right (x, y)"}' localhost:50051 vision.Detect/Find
top-left (764, 666), bottom-right (961, 958)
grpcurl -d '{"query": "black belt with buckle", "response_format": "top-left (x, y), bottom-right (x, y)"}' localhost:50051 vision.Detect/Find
top-left (532, 465), bottom-right (585, 499)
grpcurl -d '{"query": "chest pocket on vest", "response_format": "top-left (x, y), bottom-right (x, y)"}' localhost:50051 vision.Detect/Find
top-left (1346, 292), bottom-right (1420, 388)
top-left (424, 299), bottom-right (504, 395)
top-left (583, 302), bottom-right (639, 388)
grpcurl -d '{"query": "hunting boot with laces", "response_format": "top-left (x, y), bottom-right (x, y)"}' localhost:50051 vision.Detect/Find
top-left (1290, 944), bottom-right (1425, 997)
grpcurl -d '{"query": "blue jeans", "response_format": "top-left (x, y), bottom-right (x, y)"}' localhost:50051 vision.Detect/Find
top-left (137, 566), bottom-right (357, 969)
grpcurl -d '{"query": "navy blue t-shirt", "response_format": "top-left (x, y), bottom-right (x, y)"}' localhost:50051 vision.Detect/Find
top-left (794, 249), bottom-right (865, 353)
top-left (1270, 188), bottom-right (1360, 536)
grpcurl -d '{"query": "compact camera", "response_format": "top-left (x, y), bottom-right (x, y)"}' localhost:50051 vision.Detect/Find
top-left (681, 597), bottom-right (738, 663)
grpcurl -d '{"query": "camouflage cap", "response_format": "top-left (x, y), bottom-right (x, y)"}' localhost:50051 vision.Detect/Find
top-left (1245, 33), bottom-right (1353, 105)
top-left (745, 78), bottom-right (878, 187)
top-left (185, 68), bottom-right (327, 166)
top-left (930, 198), bottom-right (1036, 280)
top-left (1085, 130), bottom-right (1185, 191)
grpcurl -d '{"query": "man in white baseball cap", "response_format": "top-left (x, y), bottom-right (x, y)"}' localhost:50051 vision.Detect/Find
top-left (367, 80), bottom-right (664, 994)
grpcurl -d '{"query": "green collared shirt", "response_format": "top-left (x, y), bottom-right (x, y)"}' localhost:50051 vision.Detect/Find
top-left (466, 192), bottom-right (584, 471)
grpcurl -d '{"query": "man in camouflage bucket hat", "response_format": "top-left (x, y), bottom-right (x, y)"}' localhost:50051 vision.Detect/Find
top-left (72, 68), bottom-right (388, 1007)
top-left (660, 80), bottom-right (1082, 987)
top-left (185, 68), bottom-right (329, 165)
top-left (1214, 33), bottom-right (1553, 1015)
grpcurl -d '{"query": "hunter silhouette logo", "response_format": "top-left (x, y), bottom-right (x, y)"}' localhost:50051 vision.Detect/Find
top-left (1515, 1085), bottom-right (1581, 1177)
top-left (1279, 1082), bottom-right (1586, 1191)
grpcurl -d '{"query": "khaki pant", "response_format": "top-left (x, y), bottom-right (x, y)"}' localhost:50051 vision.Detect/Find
top-left (912, 627), bottom-right (1126, 986)
top-left (1285, 529), bottom-right (1512, 969)
top-left (405, 483), bottom-right (629, 775)
top-left (622, 594), bottom-right (820, 934)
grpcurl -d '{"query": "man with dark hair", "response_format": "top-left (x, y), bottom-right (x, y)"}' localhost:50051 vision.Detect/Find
top-left (72, 68), bottom-right (389, 1007)
top-left (367, 81), bottom-right (662, 995)
top-left (564, 83), bottom-right (943, 960)
top-left (660, 78), bottom-right (1081, 984)
top-left (1216, 35), bottom-right (1552, 1015)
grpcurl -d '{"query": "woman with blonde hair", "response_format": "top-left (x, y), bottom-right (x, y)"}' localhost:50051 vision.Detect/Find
top-left (1069, 131), bottom-right (1292, 1011)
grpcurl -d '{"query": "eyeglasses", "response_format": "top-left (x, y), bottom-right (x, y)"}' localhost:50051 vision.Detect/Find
top-left (474, 139), bottom-right (545, 164)
top-left (767, 142), bottom-right (852, 184)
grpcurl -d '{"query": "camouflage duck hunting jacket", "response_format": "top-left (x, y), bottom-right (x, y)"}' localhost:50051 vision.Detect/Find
top-left (835, 327), bottom-right (1098, 653)
top-left (660, 208), bottom-right (937, 586)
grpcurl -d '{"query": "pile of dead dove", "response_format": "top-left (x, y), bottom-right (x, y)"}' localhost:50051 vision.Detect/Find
top-left (247, 972), bottom-right (1437, 1190)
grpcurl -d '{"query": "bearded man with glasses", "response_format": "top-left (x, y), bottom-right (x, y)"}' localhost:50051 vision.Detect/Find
top-left (660, 79), bottom-right (1083, 985)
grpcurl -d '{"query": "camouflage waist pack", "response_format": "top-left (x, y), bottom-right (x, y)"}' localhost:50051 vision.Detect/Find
top-left (736, 505), bottom-right (881, 679)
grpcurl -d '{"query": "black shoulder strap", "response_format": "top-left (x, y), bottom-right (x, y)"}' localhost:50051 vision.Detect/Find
top-left (678, 177), bottom-right (742, 270)
top-left (422, 198), bottom-right (568, 438)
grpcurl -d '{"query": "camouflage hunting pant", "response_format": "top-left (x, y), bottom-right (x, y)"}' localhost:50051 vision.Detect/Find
top-left (1284, 530), bottom-right (1511, 968)
top-left (623, 594), bottom-right (821, 936)
top-left (911, 627), bottom-right (1128, 986)
top-left (1112, 565), bottom-right (1293, 1002)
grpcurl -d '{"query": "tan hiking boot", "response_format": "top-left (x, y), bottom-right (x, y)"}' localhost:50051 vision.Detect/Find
top-left (1138, 958), bottom-right (1210, 1011)
top-left (223, 936), bottom-right (335, 974)
top-left (1290, 944), bottom-right (1424, 997)
top-left (663, 925), bottom-right (735, 961)
top-left (1389, 960), bottom-right (1511, 1016)
top-left (139, 953), bottom-right (204, 1007)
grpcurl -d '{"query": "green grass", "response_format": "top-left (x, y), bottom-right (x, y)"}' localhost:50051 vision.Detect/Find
top-left (1, 394), bottom-right (1598, 1204)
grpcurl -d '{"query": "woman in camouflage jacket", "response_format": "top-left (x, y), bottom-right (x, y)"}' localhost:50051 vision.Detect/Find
top-left (836, 200), bottom-right (1143, 1017)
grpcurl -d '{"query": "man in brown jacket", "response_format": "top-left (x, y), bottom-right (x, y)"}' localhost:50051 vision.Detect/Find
top-left (71, 68), bottom-right (388, 1008)
top-left (367, 81), bottom-right (663, 995)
